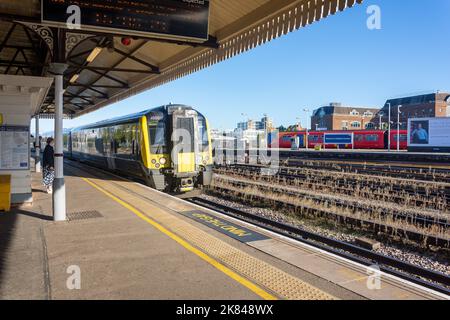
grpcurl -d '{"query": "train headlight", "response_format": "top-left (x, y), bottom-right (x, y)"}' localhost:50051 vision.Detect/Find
top-left (151, 159), bottom-right (157, 164)
top-left (159, 157), bottom-right (167, 165)
top-left (155, 163), bottom-right (160, 169)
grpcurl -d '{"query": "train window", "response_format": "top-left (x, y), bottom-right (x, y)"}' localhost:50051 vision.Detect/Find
top-left (354, 134), bottom-right (364, 142)
top-left (149, 119), bottom-right (167, 154)
top-left (308, 135), bottom-right (319, 142)
top-left (198, 117), bottom-right (209, 152)
top-left (113, 124), bottom-right (134, 157)
top-left (394, 134), bottom-right (407, 142)
top-left (365, 134), bottom-right (379, 142)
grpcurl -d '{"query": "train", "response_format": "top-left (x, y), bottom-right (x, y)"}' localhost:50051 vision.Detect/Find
top-left (271, 129), bottom-right (408, 150)
top-left (63, 104), bottom-right (214, 192)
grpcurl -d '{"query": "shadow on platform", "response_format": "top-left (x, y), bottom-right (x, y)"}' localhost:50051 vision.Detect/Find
top-left (0, 211), bottom-right (18, 288)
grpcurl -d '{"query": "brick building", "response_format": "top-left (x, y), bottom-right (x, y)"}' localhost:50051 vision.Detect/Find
top-left (311, 103), bottom-right (380, 131)
top-left (310, 93), bottom-right (450, 131)
top-left (377, 92), bottom-right (450, 129)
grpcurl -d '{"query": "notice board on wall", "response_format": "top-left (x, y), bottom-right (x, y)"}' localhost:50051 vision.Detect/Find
top-left (0, 126), bottom-right (30, 170)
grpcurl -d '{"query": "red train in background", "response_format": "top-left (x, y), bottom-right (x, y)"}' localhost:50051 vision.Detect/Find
top-left (271, 130), bottom-right (408, 150)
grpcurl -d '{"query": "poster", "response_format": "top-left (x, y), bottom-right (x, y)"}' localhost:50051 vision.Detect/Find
top-left (408, 118), bottom-right (450, 148)
top-left (0, 126), bottom-right (30, 170)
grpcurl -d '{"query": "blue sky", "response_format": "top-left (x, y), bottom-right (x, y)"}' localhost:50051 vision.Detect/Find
top-left (35, 0), bottom-right (450, 133)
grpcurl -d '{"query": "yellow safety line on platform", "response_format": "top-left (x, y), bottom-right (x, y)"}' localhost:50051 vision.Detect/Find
top-left (82, 177), bottom-right (277, 300)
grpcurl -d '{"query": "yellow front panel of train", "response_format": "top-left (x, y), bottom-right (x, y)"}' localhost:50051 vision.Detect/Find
top-left (177, 152), bottom-right (195, 173)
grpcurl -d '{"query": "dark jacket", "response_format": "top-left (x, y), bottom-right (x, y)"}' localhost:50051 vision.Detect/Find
top-left (42, 145), bottom-right (54, 168)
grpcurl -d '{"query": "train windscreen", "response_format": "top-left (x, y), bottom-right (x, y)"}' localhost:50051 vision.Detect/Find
top-left (198, 116), bottom-right (209, 152)
top-left (148, 117), bottom-right (167, 154)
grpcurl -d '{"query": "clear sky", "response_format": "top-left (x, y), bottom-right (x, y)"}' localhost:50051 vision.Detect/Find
top-left (34, 0), bottom-right (450, 134)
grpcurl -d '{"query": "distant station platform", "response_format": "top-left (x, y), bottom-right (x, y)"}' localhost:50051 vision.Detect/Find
top-left (0, 161), bottom-right (447, 300)
top-left (257, 149), bottom-right (450, 167)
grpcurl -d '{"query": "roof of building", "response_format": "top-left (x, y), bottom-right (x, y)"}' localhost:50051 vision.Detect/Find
top-left (384, 92), bottom-right (450, 107)
top-left (313, 104), bottom-right (379, 117)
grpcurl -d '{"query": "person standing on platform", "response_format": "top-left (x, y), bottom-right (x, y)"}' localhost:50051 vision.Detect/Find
top-left (42, 137), bottom-right (55, 194)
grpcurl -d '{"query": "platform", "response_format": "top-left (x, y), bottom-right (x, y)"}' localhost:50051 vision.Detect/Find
top-left (219, 148), bottom-right (450, 167)
top-left (0, 162), bottom-right (447, 300)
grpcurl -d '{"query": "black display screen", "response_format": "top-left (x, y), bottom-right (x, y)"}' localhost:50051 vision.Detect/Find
top-left (42, 0), bottom-right (210, 41)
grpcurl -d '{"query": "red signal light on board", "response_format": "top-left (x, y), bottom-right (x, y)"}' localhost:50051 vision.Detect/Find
top-left (121, 37), bottom-right (132, 46)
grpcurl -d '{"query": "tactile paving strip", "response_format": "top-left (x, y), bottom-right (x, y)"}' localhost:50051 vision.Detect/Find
top-left (90, 178), bottom-right (336, 300)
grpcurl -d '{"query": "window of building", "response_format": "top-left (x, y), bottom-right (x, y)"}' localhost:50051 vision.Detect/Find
top-left (350, 110), bottom-right (359, 116)
top-left (363, 111), bottom-right (373, 117)
top-left (341, 121), bottom-right (349, 130)
top-left (351, 121), bottom-right (361, 128)
top-left (365, 123), bottom-right (375, 129)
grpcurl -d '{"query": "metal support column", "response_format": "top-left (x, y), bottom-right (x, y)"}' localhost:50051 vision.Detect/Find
top-left (51, 63), bottom-right (68, 221)
top-left (35, 115), bottom-right (41, 173)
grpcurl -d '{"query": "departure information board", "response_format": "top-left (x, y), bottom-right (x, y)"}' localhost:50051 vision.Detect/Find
top-left (42, 0), bottom-right (210, 41)
top-left (0, 126), bottom-right (30, 170)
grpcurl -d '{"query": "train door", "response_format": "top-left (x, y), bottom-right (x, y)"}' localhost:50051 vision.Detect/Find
top-left (171, 109), bottom-right (199, 175)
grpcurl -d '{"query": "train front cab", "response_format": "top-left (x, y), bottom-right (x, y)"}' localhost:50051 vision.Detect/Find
top-left (139, 107), bottom-right (213, 192)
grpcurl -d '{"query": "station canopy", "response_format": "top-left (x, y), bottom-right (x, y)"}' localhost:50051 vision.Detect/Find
top-left (0, 0), bottom-right (363, 117)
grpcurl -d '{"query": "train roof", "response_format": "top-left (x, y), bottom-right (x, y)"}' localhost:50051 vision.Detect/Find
top-left (70, 104), bottom-right (195, 131)
top-left (276, 129), bottom-right (407, 136)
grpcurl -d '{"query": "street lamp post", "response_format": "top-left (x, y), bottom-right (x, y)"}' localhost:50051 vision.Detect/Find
top-left (387, 103), bottom-right (391, 151)
top-left (397, 105), bottom-right (402, 152)
top-left (303, 108), bottom-right (310, 150)
top-left (379, 112), bottom-right (384, 130)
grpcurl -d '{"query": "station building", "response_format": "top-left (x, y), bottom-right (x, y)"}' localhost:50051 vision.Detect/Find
top-left (311, 103), bottom-right (380, 131)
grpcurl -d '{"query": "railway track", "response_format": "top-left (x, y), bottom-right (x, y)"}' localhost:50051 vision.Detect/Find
top-left (216, 165), bottom-right (450, 211)
top-left (212, 174), bottom-right (450, 235)
top-left (280, 159), bottom-right (450, 183)
top-left (186, 196), bottom-right (450, 296)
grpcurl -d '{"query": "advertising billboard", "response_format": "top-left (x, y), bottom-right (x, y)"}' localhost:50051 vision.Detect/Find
top-left (42, 0), bottom-right (210, 42)
top-left (408, 117), bottom-right (450, 152)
